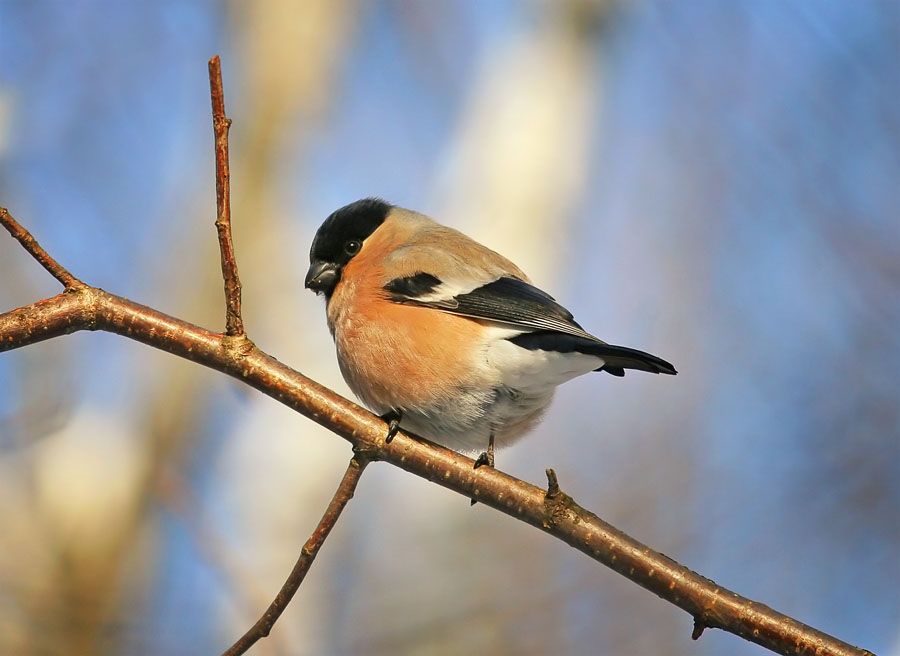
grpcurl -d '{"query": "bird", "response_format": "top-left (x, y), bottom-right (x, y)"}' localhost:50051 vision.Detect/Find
top-left (305, 198), bottom-right (676, 468)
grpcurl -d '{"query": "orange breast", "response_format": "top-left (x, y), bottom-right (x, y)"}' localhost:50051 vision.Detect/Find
top-left (326, 237), bottom-right (490, 413)
top-left (335, 297), bottom-right (488, 411)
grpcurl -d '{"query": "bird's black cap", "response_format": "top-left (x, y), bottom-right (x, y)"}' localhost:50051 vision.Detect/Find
top-left (306, 198), bottom-right (393, 297)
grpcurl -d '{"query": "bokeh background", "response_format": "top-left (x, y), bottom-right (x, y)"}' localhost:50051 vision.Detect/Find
top-left (0, 1), bottom-right (897, 655)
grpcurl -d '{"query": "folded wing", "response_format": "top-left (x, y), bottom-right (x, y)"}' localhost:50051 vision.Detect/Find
top-left (384, 274), bottom-right (677, 376)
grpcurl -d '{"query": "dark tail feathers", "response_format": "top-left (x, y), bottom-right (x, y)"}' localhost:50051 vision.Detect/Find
top-left (589, 343), bottom-right (677, 377)
top-left (509, 332), bottom-right (677, 377)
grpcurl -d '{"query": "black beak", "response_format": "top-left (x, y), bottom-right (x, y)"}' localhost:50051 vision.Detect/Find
top-left (305, 261), bottom-right (339, 295)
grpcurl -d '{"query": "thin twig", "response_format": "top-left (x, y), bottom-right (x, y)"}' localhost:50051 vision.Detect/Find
top-left (208, 56), bottom-right (244, 337)
top-left (0, 207), bottom-right (84, 290)
top-left (221, 455), bottom-right (370, 656)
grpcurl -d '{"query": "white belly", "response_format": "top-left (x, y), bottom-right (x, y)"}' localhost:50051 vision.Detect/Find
top-left (382, 325), bottom-right (604, 453)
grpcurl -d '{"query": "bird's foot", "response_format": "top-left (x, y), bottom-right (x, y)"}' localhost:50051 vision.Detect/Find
top-left (380, 409), bottom-right (403, 443)
top-left (471, 433), bottom-right (495, 506)
top-left (473, 451), bottom-right (493, 469)
top-left (473, 432), bottom-right (495, 470)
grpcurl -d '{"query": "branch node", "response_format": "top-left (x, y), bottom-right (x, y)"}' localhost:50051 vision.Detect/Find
top-left (541, 468), bottom-right (572, 531)
top-left (545, 468), bottom-right (560, 498)
top-left (221, 333), bottom-right (255, 361)
top-left (351, 444), bottom-right (379, 464)
top-left (691, 617), bottom-right (709, 640)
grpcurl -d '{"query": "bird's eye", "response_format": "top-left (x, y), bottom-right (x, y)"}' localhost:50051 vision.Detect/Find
top-left (344, 240), bottom-right (361, 256)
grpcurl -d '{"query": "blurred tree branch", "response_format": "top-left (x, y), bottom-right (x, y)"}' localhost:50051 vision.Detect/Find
top-left (0, 58), bottom-right (875, 656)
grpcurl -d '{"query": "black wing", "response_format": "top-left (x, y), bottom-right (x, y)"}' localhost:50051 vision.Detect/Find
top-left (385, 275), bottom-right (597, 341)
top-left (385, 273), bottom-right (678, 377)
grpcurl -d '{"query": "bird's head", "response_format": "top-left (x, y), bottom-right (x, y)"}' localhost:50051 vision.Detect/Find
top-left (306, 197), bottom-right (392, 297)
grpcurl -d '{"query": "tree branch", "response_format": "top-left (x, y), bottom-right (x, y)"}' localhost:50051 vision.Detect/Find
top-left (221, 455), bottom-right (370, 656)
top-left (0, 283), bottom-right (874, 656)
top-left (208, 55), bottom-right (244, 337)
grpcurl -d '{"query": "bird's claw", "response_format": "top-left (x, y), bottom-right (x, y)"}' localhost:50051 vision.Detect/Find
top-left (473, 432), bottom-right (495, 469)
top-left (381, 410), bottom-right (402, 444)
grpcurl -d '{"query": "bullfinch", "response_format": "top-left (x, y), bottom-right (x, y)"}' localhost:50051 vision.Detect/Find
top-left (306, 198), bottom-right (676, 467)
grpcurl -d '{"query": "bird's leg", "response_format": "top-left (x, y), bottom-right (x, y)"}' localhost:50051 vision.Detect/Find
top-left (381, 409), bottom-right (403, 443)
top-left (473, 431), bottom-right (495, 469)
top-left (471, 431), bottom-right (495, 506)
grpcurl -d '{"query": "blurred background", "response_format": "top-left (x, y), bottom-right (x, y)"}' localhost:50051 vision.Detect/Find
top-left (0, 1), bottom-right (897, 654)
